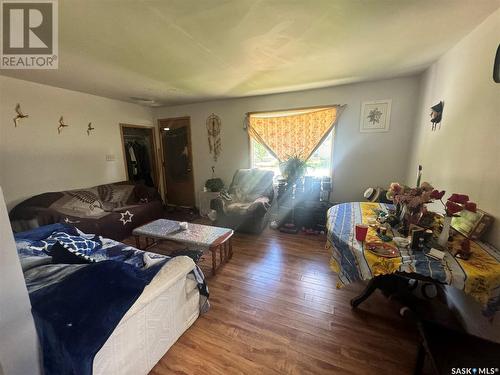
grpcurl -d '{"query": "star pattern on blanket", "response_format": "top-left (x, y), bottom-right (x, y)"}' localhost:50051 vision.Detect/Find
top-left (119, 210), bottom-right (134, 225)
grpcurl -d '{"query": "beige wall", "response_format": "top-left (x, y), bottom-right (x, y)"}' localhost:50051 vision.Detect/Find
top-left (0, 76), bottom-right (155, 210)
top-left (154, 75), bottom-right (421, 205)
top-left (407, 9), bottom-right (500, 341)
top-left (407, 9), bottom-right (500, 248)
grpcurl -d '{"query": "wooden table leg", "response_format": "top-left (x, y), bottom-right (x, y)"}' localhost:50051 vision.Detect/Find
top-left (211, 247), bottom-right (217, 276)
top-left (228, 237), bottom-right (233, 259)
top-left (223, 241), bottom-right (228, 259)
top-left (220, 244), bottom-right (224, 263)
top-left (135, 235), bottom-right (141, 249)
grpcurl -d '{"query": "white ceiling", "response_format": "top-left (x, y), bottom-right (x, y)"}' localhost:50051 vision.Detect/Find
top-left (1, 0), bottom-right (498, 106)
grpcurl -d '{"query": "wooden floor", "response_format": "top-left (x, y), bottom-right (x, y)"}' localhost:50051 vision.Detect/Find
top-left (145, 228), bottom-right (419, 375)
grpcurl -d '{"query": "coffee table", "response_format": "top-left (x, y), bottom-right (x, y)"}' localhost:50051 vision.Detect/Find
top-left (132, 219), bottom-right (234, 275)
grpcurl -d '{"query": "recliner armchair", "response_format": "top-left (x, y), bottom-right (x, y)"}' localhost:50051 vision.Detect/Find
top-left (210, 169), bottom-right (274, 233)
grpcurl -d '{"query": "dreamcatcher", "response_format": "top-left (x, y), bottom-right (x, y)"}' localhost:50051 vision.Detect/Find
top-left (206, 113), bottom-right (222, 162)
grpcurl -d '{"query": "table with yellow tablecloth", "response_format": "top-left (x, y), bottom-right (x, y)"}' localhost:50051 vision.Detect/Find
top-left (326, 202), bottom-right (500, 316)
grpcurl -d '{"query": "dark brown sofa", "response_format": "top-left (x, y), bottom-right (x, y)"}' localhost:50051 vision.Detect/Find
top-left (210, 169), bottom-right (274, 234)
top-left (9, 181), bottom-right (163, 240)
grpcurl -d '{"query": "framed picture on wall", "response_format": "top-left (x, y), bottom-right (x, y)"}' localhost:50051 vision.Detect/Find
top-left (360, 99), bottom-right (392, 132)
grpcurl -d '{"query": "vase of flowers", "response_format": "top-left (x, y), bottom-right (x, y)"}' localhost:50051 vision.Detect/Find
top-left (386, 182), bottom-right (434, 234)
top-left (431, 191), bottom-right (476, 249)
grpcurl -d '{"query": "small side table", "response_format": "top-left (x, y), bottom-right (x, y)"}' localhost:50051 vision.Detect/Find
top-left (198, 191), bottom-right (220, 217)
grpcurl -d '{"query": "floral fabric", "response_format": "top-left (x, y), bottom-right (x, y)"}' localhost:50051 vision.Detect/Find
top-left (248, 107), bottom-right (340, 161)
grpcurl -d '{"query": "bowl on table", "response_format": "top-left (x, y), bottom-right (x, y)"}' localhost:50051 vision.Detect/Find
top-left (393, 237), bottom-right (410, 248)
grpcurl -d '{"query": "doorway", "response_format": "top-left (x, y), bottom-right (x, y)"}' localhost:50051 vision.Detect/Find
top-left (158, 117), bottom-right (196, 207)
top-left (120, 124), bottom-right (158, 188)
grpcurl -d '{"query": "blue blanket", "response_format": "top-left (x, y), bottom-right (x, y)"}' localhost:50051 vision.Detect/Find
top-left (30, 259), bottom-right (165, 375)
top-left (15, 223), bottom-right (208, 375)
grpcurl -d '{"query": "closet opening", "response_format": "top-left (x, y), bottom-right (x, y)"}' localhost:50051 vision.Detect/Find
top-left (120, 124), bottom-right (158, 188)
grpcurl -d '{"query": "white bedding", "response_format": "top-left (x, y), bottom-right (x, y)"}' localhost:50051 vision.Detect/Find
top-left (93, 255), bottom-right (200, 375)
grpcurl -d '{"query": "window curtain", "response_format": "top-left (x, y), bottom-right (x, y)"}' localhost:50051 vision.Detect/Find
top-left (247, 106), bottom-right (343, 162)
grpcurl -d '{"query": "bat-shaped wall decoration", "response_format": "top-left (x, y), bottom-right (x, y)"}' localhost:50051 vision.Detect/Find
top-left (87, 122), bottom-right (95, 135)
top-left (13, 104), bottom-right (29, 127)
top-left (58, 116), bottom-right (69, 134)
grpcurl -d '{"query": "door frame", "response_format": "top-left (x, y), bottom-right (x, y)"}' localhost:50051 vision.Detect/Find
top-left (119, 123), bottom-right (159, 188)
top-left (157, 116), bottom-right (195, 207)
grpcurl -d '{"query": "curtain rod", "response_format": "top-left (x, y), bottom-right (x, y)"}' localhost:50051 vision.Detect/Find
top-left (245, 104), bottom-right (346, 117)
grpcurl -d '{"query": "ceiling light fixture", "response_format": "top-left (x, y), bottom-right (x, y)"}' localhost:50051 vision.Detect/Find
top-left (129, 96), bottom-right (160, 107)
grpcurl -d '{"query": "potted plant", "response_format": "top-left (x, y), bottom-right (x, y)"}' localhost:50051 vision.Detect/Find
top-left (280, 155), bottom-right (307, 184)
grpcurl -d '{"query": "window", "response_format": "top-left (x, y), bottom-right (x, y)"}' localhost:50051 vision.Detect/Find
top-left (247, 105), bottom-right (342, 178)
top-left (250, 131), bottom-right (333, 177)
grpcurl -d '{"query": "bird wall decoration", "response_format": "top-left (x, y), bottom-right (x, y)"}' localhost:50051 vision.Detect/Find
top-left (13, 104), bottom-right (29, 127)
top-left (58, 116), bottom-right (69, 134)
top-left (87, 122), bottom-right (95, 135)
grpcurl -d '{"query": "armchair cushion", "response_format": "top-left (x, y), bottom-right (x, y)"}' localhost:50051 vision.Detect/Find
top-left (224, 196), bottom-right (270, 215)
top-left (210, 169), bottom-right (274, 234)
top-left (228, 169), bottom-right (274, 202)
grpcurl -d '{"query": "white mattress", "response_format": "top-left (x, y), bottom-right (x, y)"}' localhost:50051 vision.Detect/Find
top-left (93, 255), bottom-right (200, 375)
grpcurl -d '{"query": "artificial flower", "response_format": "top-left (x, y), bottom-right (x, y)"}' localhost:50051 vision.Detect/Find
top-left (448, 193), bottom-right (469, 204)
top-left (389, 182), bottom-right (402, 194)
top-left (464, 202), bottom-right (477, 212)
top-left (430, 189), bottom-right (446, 200)
top-left (445, 201), bottom-right (463, 216)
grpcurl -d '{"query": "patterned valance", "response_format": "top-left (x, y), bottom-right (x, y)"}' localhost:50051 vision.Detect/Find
top-left (247, 106), bottom-right (343, 162)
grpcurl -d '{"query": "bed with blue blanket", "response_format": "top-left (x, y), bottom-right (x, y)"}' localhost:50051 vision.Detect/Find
top-left (15, 223), bottom-right (209, 375)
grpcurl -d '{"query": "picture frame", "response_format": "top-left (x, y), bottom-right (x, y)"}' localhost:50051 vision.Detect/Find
top-left (451, 208), bottom-right (494, 240)
top-left (360, 99), bottom-right (392, 132)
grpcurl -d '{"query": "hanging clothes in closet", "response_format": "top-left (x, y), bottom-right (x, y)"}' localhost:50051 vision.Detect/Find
top-left (124, 138), bottom-right (154, 187)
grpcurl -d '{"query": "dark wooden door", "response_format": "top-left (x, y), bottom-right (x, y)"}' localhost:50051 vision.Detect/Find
top-left (158, 117), bottom-right (195, 207)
